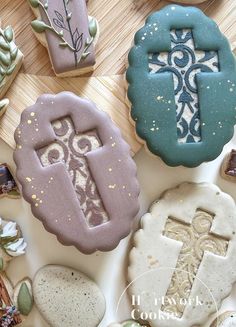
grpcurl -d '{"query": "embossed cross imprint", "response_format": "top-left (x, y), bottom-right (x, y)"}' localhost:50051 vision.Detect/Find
top-left (149, 29), bottom-right (219, 143)
top-left (162, 209), bottom-right (229, 317)
top-left (37, 116), bottom-right (109, 228)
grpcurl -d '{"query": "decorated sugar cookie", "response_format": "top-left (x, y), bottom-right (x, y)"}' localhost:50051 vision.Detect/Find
top-left (221, 149), bottom-right (236, 182)
top-left (0, 24), bottom-right (23, 117)
top-left (128, 183), bottom-right (236, 327)
top-left (28, 0), bottom-right (99, 76)
top-left (210, 312), bottom-right (236, 327)
top-left (127, 5), bottom-right (236, 167)
top-left (14, 92), bottom-right (140, 254)
top-left (33, 265), bottom-right (105, 327)
top-left (0, 163), bottom-right (20, 199)
top-left (0, 218), bottom-right (33, 325)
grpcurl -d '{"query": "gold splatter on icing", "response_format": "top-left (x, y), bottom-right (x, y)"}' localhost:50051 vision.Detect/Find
top-left (17, 145), bottom-right (22, 149)
top-left (162, 210), bottom-right (229, 318)
top-left (30, 112), bottom-right (35, 117)
top-left (27, 120), bottom-right (32, 124)
top-left (32, 194), bottom-right (37, 199)
top-left (108, 184), bottom-right (116, 189)
top-left (26, 177), bottom-right (32, 182)
top-left (35, 203), bottom-right (39, 207)
top-left (111, 142), bottom-right (116, 147)
top-left (108, 168), bottom-right (112, 172)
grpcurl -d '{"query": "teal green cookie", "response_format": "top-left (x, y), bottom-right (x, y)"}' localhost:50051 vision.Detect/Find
top-left (126, 5), bottom-right (236, 167)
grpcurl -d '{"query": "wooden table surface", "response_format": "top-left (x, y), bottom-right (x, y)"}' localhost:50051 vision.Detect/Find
top-left (0, 0), bottom-right (235, 152)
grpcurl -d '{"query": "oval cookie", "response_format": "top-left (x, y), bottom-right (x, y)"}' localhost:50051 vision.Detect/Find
top-left (128, 183), bottom-right (236, 327)
top-left (210, 312), bottom-right (236, 327)
top-left (33, 265), bottom-right (105, 327)
top-left (126, 5), bottom-right (236, 167)
top-left (14, 92), bottom-right (140, 253)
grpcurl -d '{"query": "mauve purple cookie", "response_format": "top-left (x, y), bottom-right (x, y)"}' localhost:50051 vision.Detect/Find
top-left (14, 92), bottom-right (140, 253)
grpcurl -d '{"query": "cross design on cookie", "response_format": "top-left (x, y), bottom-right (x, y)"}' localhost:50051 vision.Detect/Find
top-left (149, 29), bottom-right (219, 143)
top-left (162, 209), bottom-right (229, 317)
top-left (37, 117), bottom-right (109, 228)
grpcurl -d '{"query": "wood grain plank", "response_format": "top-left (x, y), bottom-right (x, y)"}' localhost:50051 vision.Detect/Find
top-left (0, 0), bottom-right (235, 76)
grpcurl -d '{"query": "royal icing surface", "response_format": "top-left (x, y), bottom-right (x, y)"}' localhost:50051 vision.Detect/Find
top-left (127, 5), bottom-right (236, 167)
top-left (30, 0), bottom-right (97, 75)
top-left (0, 24), bottom-right (23, 116)
top-left (128, 183), bottom-right (236, 327)
top-left (14, 92), bottom-right (140, 254)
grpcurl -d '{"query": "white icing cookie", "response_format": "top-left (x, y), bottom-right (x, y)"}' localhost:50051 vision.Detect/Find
top-left (33, 265), bottom-right (106, 327)
top-left (210, 312), bottom-right (236, 326)
top-left (128, 183), bottom-right (236, 327)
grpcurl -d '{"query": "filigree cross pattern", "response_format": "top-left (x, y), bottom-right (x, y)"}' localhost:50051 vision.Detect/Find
top-left (162, 209), bottom-right (229, 318)
top-left (149, 29), bottom-right (219, 143)
top-left (37, 117), bottom-right (109, 228)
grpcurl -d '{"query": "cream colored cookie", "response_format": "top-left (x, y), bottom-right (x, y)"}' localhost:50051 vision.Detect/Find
top-left (28, 0), bottom-right (99, 77)
top-left (33, 265), bottom-right (106, 327)
top-left (128, 183), bottom-right (236, 327)
top-left (210, 311), bottom-right (236, 327)
top-left (0, 24), bottom-right (23, 117)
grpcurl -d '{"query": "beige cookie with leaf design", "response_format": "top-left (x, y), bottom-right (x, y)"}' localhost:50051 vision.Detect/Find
top-left (0, 24), bottom-right (23, 117)
top-left (128, 183), bottom-right (236, 327)
top-left (28, 0), bottom-right (99, 77)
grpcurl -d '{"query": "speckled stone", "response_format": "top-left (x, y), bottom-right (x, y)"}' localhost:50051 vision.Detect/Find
top-left (33, 265), bottom-right (106, 327)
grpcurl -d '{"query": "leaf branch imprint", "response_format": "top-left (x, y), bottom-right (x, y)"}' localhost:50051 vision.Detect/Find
top-left (29, 0), bottom-right (98, 67)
